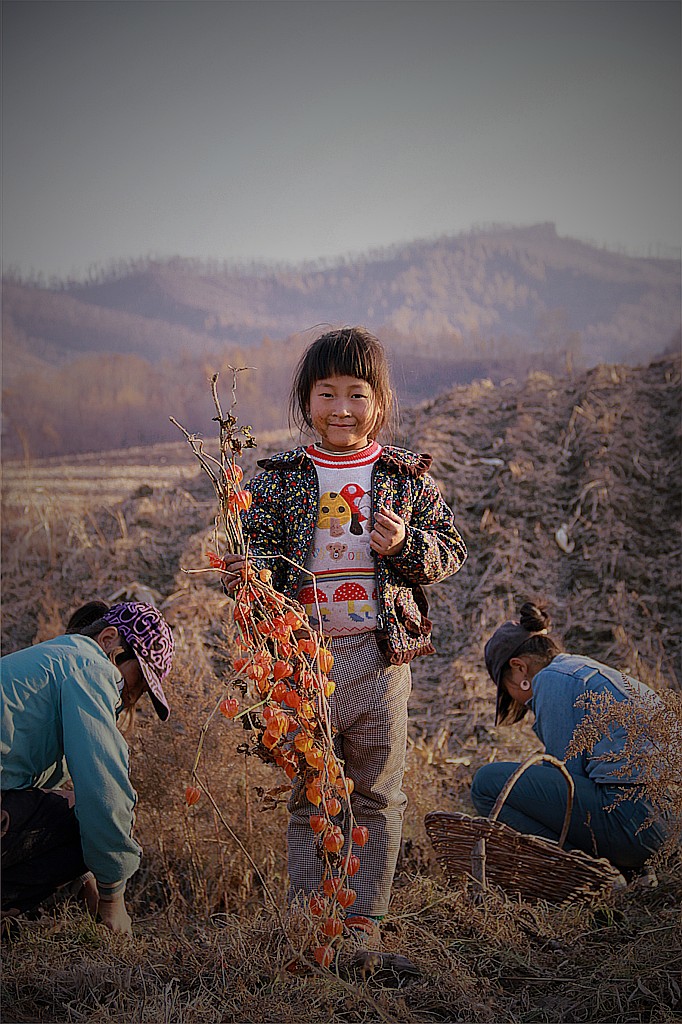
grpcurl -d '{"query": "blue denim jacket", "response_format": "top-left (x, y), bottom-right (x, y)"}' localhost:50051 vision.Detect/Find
top-left (530, 653), bottom-right (661, 785)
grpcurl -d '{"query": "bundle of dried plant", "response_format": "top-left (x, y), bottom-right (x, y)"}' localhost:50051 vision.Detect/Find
top-left (566, 680), bottom-right (682, 854)
top-left (171, 370), bottom-right (370, 969)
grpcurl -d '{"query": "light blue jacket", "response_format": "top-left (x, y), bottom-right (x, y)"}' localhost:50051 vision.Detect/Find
top-left (530, 652), bottom-right (660, 785)
top-left (1, 635), bottom-right (141, 886)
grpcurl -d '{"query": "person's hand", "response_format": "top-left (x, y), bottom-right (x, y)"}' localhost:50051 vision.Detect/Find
top-left (221, 554), bottom-right (247, 594)
top-left (51, 787), bottom-right (76, 808)
top-left (97, 893), bottom-right (133, 935)
top-left (370, 506), bottom-right (406, 557)
top-left (81, 874), bottom-right (100, 916)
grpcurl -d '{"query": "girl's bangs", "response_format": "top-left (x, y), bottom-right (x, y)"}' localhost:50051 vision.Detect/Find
top-left (311, 338), bottom-right (378, 388)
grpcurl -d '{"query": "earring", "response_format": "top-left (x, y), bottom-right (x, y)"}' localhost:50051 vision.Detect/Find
top-left (519, 678), bottom-right (531, 692)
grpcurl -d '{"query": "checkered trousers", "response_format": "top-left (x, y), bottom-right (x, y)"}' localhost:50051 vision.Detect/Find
top-left (287, 630), bottom-right (412, 918)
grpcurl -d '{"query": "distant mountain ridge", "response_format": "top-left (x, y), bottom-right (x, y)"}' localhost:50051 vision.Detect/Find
top-left (3, 224), bottom-right (680, 384)
top-left (2, 223), bottom-right (680, 459)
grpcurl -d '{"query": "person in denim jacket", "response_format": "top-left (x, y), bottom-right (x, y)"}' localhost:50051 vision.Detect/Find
top-left (472, 602), bottom-right (671, 871)
top-left (221, 327), bottom-right (466, 974)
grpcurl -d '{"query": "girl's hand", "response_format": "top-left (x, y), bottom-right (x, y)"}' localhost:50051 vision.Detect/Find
top-left (370, 506), bottom-right (406, 557)
top-left (221, 554), bottom-right (247, 594)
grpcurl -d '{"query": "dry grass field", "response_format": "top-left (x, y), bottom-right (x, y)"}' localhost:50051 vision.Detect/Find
top-left (1, 360), bottom-right (680, 1023)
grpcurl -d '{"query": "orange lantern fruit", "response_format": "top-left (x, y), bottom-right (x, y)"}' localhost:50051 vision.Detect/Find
top-left (352, 825), bottom-right (369, 847)
top-left (305, 747), bottom-right (325, 770)
top-left (294, 733), bottom-right (313, 753)
top-left (271, 681), bottom-right (288, 702)
top-left (306, 781), bottom-right (322, 807)
top-left (322, 877), bottom-right (342, 897)
top-left (314, 945), bottom-right (335, 968)
top-left (325, 796), bottom-right (342, 817)
top-left (309, 893), bottom-right (326, 917)
top-left (283, 689), bottom-right (302, 710)
top-left (219, 697), bottom-right (240, 719)
top-left (206, 551), bottom-right (227, 570)
top-left (323, 827), bottom-right (344, 854)
top-left (336, 887), bottom-right (356, 909)
top-left (317, 647), bottom-right (334, 674)
top-left (336, 776), bottom-right (354, 797)
top-left (343, 854), bottom-right (361, 877)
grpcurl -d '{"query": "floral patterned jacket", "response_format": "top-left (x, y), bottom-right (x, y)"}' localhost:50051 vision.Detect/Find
top-left (241, 446), bottom-right (467, 664)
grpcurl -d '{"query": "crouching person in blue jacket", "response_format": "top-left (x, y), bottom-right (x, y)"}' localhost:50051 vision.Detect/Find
top-left (472, 601), bottom-right (672, 873)
top-left (1, 601), bottom-right (174, 934)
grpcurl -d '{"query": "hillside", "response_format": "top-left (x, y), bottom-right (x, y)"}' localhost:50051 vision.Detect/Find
top-left (1, 354), bottom-right (680, 1023)
top-left (3, 222), bottom-right (679, 374)
top-left (3, 223), bottom-right (679, 460)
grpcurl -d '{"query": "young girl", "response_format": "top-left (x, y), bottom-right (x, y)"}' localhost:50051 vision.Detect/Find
top-left (222, 327), bottom-right (467, 958)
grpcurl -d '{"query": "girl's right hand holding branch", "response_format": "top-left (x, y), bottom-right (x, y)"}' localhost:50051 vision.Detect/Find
top-left (221, 553), bottom-right (247, 594)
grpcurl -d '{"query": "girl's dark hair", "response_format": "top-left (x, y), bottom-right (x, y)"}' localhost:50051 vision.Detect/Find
top-left (498, 602), bottom-right (563, 725)
top-left (289, 326), bottom-right (396, 438)
top-left (65, 601), bottom-right (111, 636)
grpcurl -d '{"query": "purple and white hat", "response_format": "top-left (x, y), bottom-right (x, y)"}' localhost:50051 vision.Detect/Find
top-left (103, 601), bottom-right (173, 721)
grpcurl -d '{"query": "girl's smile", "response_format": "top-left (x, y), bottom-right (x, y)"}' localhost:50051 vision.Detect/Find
top-left (309, 375), bottom-right (379, 452)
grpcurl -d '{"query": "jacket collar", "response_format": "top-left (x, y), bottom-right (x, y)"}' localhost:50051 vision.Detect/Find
top-left (257, 444), bottom-right (432, 476)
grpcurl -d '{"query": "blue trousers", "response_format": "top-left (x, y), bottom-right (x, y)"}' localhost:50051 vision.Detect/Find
top-left (471, 762), bottom-right (668, 870)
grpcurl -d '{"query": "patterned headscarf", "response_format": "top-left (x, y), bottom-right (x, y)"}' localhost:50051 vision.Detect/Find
top-left (102, 602), bottom-right (173, 720)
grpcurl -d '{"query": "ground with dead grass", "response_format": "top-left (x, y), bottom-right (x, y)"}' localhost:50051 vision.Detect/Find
top-left (1, 357), bottom-right (680, 1023)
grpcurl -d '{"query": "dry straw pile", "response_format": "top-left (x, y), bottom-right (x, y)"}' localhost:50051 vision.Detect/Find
top-left (1, 355), bottom-right (680, 1022)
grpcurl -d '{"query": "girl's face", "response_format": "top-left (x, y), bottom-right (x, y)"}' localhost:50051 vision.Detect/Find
top-left (309, 375), bottom-right (379, 452)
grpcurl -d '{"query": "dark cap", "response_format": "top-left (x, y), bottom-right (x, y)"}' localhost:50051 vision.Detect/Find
top-left (484, 620), bottom-right (535, 724)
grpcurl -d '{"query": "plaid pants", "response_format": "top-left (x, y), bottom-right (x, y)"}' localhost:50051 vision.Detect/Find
top-left (287, 631), bottom-right (412, 918)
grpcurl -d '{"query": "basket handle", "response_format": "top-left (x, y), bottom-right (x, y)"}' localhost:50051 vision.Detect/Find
top-left (488, 753), bottom-right (575, 849)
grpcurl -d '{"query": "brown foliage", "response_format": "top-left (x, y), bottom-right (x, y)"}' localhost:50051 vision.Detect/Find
top-left (567, 684), bottom-right (682, 852)
top-left (2, 357), bottom-right (681, 1022)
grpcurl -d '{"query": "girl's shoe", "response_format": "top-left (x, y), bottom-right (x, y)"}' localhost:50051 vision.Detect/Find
top-left (343, 914), bottom-right (382, 949)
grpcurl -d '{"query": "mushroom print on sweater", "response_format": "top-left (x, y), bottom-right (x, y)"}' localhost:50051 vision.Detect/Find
top-left (241, 443), bottom-right (467, 664)
top-left (300, 443), bottom-right (380, 635)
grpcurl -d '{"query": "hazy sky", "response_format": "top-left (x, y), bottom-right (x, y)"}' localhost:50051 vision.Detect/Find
top-left (2, 0), bottom-right (680, 280)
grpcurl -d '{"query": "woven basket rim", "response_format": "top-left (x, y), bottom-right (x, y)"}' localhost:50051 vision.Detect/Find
top-left (425, 808), bottom-right (623, 903)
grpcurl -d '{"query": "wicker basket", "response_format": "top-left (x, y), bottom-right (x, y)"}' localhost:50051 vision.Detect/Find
top-left (425, 753), bottom-right (625, 903)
